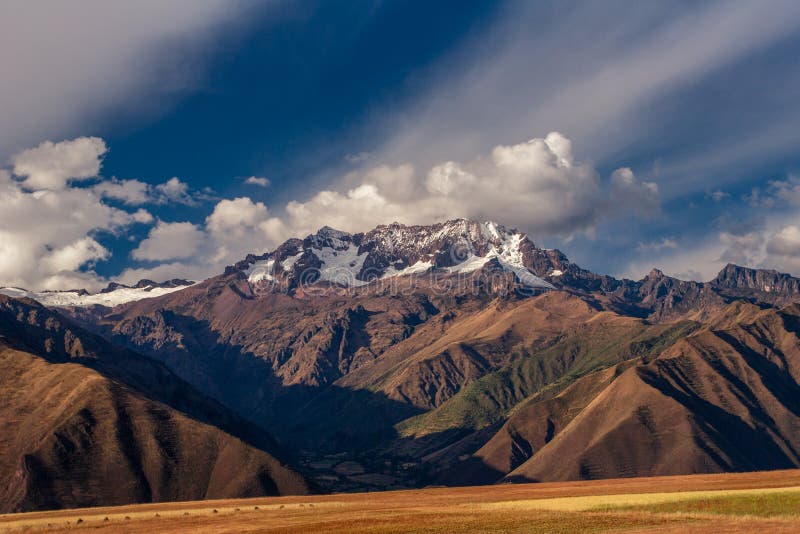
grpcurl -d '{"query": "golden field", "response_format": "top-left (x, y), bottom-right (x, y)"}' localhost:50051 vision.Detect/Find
top-left (2, 470), bottom-right (800, 533)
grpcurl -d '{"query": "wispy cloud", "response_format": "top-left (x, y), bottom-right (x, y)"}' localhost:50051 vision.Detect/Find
top-left (0, 0), bottom-right (248, 157)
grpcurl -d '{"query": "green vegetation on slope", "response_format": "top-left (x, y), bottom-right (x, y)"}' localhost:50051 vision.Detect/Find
top-left (397, 320), bottom-right (699, 437)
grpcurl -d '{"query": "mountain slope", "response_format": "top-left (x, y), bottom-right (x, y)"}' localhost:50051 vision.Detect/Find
top-left (0, 295), bottom-right (308, 512)
top-left (44, 218), bottom-right (800, 492)
top-left (502, 302), bottom-right (800, 482)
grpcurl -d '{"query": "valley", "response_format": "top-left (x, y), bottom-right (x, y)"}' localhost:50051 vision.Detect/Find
top-left (3, 219), bottom-right (800, 511)
top-left (2, 470), bottom-right (799, 533)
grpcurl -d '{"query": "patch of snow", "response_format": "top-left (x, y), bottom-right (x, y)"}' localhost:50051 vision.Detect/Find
top-left (0, 284), bottom-right (192, 308)
top-left (550, 269), bottom-right (563, 277)
top-left (0, 287), bottom-right (30, 299)
top-left (446, 231), bottom-right (554, 288)
top-left (281, 252), bottom-right (302, 271)
top-left (382, 260), bottom-right (434, 278)
top-left (311, 244), bottom-right (368, 286)
top-left (481, 221), bottom-right (501, 241)
top-left (447, 254), bottom-right (491, 274)
top-left (247, 259), bottom-right (275, 283)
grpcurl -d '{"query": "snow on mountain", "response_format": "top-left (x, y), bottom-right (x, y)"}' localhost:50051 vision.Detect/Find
top-left (242, 219), bottom-right (554, 289)
top-left (0, 280), bottom-right (194, 308)
top-left (313, 242), bottom-right (369, 287)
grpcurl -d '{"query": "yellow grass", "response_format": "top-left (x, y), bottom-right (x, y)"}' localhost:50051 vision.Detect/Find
top-left (480, 485), bottom-right (800, 512)
top-left (2, 470), bottom-right (800, 533)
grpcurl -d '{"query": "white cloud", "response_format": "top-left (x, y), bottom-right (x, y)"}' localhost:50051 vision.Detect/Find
top-left (206, 197), bottom-right (270, 236)
top-left (0, 179), bottom-right (146, 291)
top-left (93, 176), bottom-right (210, 206)
top-left (0, 137), bottom-right (158, 291)
top-left (750, 176), bottom-right (800, 208)
top-left (284, 132), bottom-right (659, 238)
top-left (40, 237), bottom-right (109, 274)
top-left (762, 225), bottom-right (800, 273)
top-left (12, 137), bottom-right (106, 190)
top-left (425, 161), bottom-right (475, 196)
top-left (93, 178), bottom-right (150, 205)
top-left (120, 196), bottom-right (286, 283)
top-left (131, 209), bottom-right (155, 224)
top-left (245, 176), bottom-right (270, 187)
top-left (131, 221), bottom-right (204, 261)
top-left (623, 215), bottom-right (800, 281)
top-left (154, 177), bottom-right (193, 204)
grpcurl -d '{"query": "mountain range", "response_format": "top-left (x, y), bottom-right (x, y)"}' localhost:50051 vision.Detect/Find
top-left (2, 218), bottom-right (800, 510)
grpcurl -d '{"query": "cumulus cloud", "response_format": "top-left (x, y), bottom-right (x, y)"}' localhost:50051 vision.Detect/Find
top-left (154, 177), bottom-right (194, 204)
top-left (0, 137), bottom-right (160, 290)
top-left (40, 237), bottom-right (110, 274)
top-left (12, 137), bottom-right (107, 190)
top-left (283, 132), bottom-right (659, 238)
top-left (132, 221), bottom-right (204, 261)
top-left (761, 225), bottom-right (800, 273)
top-left (120, 196), bottom-right (287, 283)
top-left (205, 197), bottom-right (286, 262)
top-left (207, 197), bottom-right (269, 236)
top-left (244, 176), bottom-right (270, 187)
top-left (131, 209), bottom-right (155, 224)
top-left (93, 178), bottom-right (151, 205)
top-left (0, 175), bottom-right (149, 291)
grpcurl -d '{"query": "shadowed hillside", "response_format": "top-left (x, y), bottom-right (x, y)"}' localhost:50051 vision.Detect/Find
top-left (0, 296), bottom-right (309, 512)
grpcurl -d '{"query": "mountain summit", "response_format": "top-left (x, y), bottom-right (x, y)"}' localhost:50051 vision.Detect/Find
top-left (238, 219), bottom-right (556, 290)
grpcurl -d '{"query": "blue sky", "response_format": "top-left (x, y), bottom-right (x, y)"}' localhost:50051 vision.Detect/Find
top-left (2, 0), bottom-right (800, 290)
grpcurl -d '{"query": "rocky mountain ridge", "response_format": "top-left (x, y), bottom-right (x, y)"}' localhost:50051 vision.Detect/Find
top-left (225, 220), bottom-right (800, 323)
top-left (236, 219), bottom-right (556, 290)
top-left (4, 218), bottom-right (800, 504)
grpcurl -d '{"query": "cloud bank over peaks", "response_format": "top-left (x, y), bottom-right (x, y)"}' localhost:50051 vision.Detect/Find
top-left (119, 132), bottom-right (660, 284)
top-left (0, 132), bottom-right (662, 290)
top-left (0, 165), bottom-right (146, 291)
top-left (0, 136), bottom-right (218, 291)
top-left (621, 178), bottom-right (800, 282)
top-left (283, 132), bottom-right (658, 238)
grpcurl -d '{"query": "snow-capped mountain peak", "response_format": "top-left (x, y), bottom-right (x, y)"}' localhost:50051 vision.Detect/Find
top-left (241, 219), bottom-right (555, 289)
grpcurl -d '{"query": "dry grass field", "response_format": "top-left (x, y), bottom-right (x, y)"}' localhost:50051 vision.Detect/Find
top-left (2, 470), bottom-right (800, 533)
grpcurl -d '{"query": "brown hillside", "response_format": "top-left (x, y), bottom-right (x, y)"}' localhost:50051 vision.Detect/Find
top-left (504, 302), bottom-right (800, 482)
top-left (0, 296), bottom-right (308, 512)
